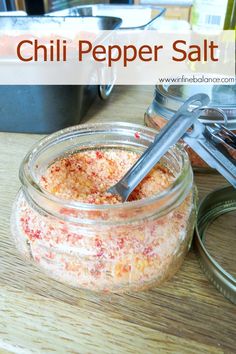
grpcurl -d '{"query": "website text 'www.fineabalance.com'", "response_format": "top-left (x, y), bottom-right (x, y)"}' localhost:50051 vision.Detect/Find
top-left (159, 75), bottom-right (235, 85)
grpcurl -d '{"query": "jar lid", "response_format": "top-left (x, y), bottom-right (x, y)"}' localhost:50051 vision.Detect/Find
top-left (155, 85), bottom-right (236, 129)
top-left (195, 186), bottom-right (236, 304)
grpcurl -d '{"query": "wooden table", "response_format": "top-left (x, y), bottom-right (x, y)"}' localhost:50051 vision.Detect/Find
top-left (0, 86), bottom-right (235, 353)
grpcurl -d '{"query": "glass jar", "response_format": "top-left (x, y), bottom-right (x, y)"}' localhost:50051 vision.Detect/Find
top-left (11, 122), bottom-right (196, 293)
top-left (145, 84), bottom-right (236, 170)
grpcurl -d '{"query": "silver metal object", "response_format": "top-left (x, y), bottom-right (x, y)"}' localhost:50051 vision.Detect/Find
top-left (154, 84), bottom-right (236, 129)
top-left (183, 120), bottom-right (236, 188)
top-left (205, 124), bottom-right (236, 160)
top-left (99, 85), bottom-right (114, 100)
top-left (108, 93), bottom-right (236, 202)
top-left (195, 186), bottom-right (236, 304)
top-left (108, 93), bottom-right (210, 202)
top-left (48, 5), bottom-right (166, 30)
top-left (0, 14), bottom-right (122, 31)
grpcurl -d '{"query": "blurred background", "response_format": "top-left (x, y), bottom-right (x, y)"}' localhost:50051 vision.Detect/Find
top-left (0, 0), bottom-right (194, 21)
top-left (1, 0), bottom-right (235, 28)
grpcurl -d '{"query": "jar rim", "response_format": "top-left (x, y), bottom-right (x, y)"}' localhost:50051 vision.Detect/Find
top-left (20, 122), bottom-right (192, 213)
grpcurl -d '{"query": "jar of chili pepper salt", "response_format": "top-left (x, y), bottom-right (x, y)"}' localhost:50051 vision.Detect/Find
top-left (11, 122), bottom-right (196, 293)
top-left (145, 84), bottom-right (236, 170)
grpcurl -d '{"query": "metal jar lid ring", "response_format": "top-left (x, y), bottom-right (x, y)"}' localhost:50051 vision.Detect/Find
top-left (194, 186), bottom-right (236, 304)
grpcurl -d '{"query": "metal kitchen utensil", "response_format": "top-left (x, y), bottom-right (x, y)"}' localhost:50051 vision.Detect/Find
top-left (48, 5), bottom-right (166, 30)
top-left (153, 84), bottom-right (236, 130)
top-left (205, 124), bottom-right (236, 160)
top-left (0, 15), bottom-right (122, 32)
top-left (183, 120), bottom-right (236, 188)
top-left (108, 93), bottom-right (210, 202)
top-left (108, 94), bottom-right (236, 202)
top-left (195, 186), bottom-right (236, 304)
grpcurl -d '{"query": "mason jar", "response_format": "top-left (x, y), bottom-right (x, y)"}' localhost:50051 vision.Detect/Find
top-left (145, 84), bottom-right (236, 170)
top-left (11, 122), bottom-right (196, 293)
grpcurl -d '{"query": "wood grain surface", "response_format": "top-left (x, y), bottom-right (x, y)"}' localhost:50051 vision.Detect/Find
top-left (0, 86), bottom-right (235, 354)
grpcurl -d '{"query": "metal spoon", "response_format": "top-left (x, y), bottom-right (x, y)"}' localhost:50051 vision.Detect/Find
top-left (107, 93), bottom-right (210, 202)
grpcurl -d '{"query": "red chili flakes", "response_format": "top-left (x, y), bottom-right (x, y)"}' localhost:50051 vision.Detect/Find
top-left (90, 268), bottom-right (101, 277)
top-left (66, 233), bottom-right (82, 244)
top-left (25, 228), bottom-right (42, 241)
top-left (117, 237), bottom-right (124, 249)
top-left (96, 151), bottom-right (103, 159)
top-left (23, 225), bottom-right (30, 235)
top-left (122, 265), bottom-right (131, 273)
top-left (96, 249), bottom-right (105, 258)
top-left (176, 213), bottom-right (183, 220)
top-left (95, 238), bottom-right (102, 248)
top-left (32, 229), bottom-right (42, 240)
top-left (60, 208), bottom-right (78, 217)
top-left (156, 218), bottom-right (165, 226)
top-left (134, 132), bottom-right (140, 139)
top-left (96, 262), bottom-right (105, 270)
top-left (21, 216), bottom-right (42, 240)
top-left (41, 176), bottom-right (47, 183)
top-left (143, 246), bottom-right (153, 256)
top-left (64, 159), bottom-right (71, 168)
top-left (60, 227), bottom-right (68, 234)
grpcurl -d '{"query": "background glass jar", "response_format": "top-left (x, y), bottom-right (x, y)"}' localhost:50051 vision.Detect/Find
top-left (11, 122), bottom-right (196, 293)
top-left (145, 84), bottom-right (236, 170)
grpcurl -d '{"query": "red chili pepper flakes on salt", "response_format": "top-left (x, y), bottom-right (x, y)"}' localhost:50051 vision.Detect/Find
top-left (39, 149), bottom-right (174, 205)
top-left (41, 176), bottom-right (47, 183)
top-left (175, 213), bottom-right (183, 220)
top-left (96, 249), bottom-right (105, 258)
top-left (95, 238), bottom-right (102, 248)
top-left (143, 246), bottom-right (153, 256)
top-left (117, 237), bottom-right (125, 249)
top-left (27, 229), bottom-right (42, 241)
top-left (96, 151), bottom-right (103, 159)
top-left (90, 268), bottom-right (102, 277)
